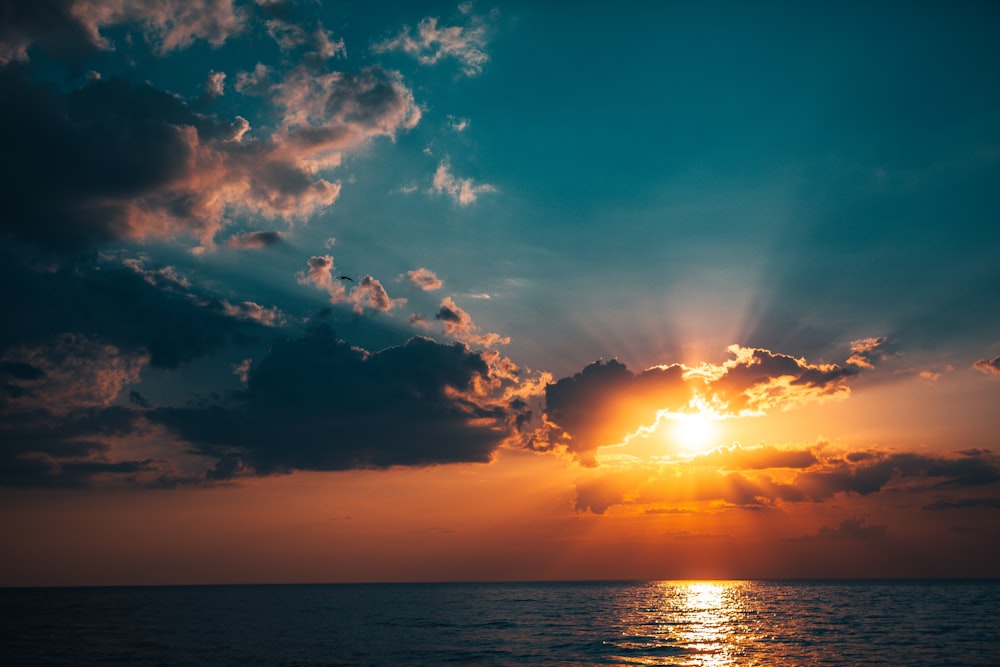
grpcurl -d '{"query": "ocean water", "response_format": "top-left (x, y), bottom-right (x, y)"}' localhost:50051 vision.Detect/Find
top-left (2, 581), bottom-right (998, 666)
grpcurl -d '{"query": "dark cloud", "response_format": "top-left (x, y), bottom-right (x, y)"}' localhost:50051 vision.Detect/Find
top-left (542, 359), bottom-right (689, 465)
top-left (0, 0), bottom-right (99, 64)
top-left (0, 405), bottom-right (149, 488)
top-left (569, 449), bottom-right (1000, 515)
top-left (795, 451), bottom-right (1000, 501)
top-left (0, 67), bottom-right (341, 253)
top-left (539, 346), bottom-right (863, 465)
top-left (225, 231), bottom-right (283, 249)
top-left (790, 517), bottom-right (887, 541)
top-left (704, 346), bottom-right (858, 415)
top-left (973, 355), bottom-right (1000, 376)
top-left (0, 254), bottom-right (258, 370)
top-left (923, 497), bottom-right (1000, 511)
top-left (690, 444), bottom-right (818, 470)
top-left (152, 324), bottom-right (532, 476)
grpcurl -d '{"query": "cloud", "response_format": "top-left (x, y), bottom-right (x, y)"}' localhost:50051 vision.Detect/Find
top-left (219, 300), bottom-right (286, 327)
top-left (0, 0), bottom-right (246, 65)
top-left (407, 267), bottom-right (443, 291)
top-left (435, 297), bottom-right (509, 347)
top-left (923, 496), bottom-right (1000, 511)
top-left (205, 70), bottom-right (226, 97)
top-left (371, 7), bottom-right (493, 76)
top-left (265, 18), bottom-right (344, 57)
top-left (538, 345), bottom-right (862, 465)
top-left (268, 65), bottom-right (421, 170)
top-left (152, 323), bottom-right (534, 476)
top-left (225, 231), bottom-right (283, 249)
top-left (692, 345), bottom-right (858, 416)
top-left (298, 255), bottom-right (404, 314)
top-left (0, 69), bottom-right (342, 252)
top-left (566, 447), bottom-right (1000, 515)
top-left (689, 444), bottom-right (819, 470)
top-left (0, 251), bottom-right (275, 371)
top-left (70, 0), bottom-right (247, 55)
top-left (431, 160), bottom-right (496, 205)
top-left (973, 355), bottom-right (1000, 376)
top-left (793, 451), bottom-right (1000, 501)
top-left (790, 517), bottom-right (887, 541)
top-left (0, 334), bottom-right (147, 416)
top-left (540, 360), bottom-right (689, 465)
top-left (447, 114), bottom-right (470, 132)
top-left (846, 336), bottom-right (889, 369)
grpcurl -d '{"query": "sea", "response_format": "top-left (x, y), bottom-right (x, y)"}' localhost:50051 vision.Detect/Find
top-left (2, 580), bottom-right (998, 666)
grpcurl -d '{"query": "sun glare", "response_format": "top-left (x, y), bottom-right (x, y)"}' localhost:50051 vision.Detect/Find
top-left (670, 413), bottom-right (719, 452)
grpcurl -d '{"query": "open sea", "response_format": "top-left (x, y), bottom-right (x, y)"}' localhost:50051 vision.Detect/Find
top-left (2, 580), bottom-right (998, 666)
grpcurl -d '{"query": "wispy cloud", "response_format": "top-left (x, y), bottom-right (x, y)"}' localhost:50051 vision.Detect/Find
top-left (371, 5), bottom-right (494, 76)
top-left (431, 160), bottom-right (496, 205)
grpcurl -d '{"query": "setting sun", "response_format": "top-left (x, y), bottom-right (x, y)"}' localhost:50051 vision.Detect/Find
top-left (670, 413), bottom-right (720, 452)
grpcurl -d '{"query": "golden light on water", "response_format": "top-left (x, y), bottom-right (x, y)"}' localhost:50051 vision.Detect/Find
top-left (673, 582), bottom-right (734, 666)
top-left (613, 581), bottom-right (748, 666)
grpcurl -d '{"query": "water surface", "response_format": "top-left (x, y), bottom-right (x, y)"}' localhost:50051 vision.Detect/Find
top-left (2, 580), bottom-right (997, 665)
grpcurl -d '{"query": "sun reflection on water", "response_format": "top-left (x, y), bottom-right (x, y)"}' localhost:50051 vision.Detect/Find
top-left (611, 581), bottom-right (750, 666)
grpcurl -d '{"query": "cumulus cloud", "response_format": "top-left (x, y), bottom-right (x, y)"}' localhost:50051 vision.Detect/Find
top-left (0, 70), bottom-right (343, 251)
top-left (435, 297), bottom-right (509, 347)
top-left (793, 450), bottom-right (1000, 500)
top-left (973, 355), bottom-right (1000, 375)
top-left (540, 359), bottom-right (690, 466)
top-left (690, 345), bottom-right (858, 416)
top-left (371, 6), bottom-right (493, 76)
top-left (407, 267), bottom-right (443, 290)
top-left (0, 251), bottom-right (276, 371)
top-left (537, 345), bottom-right (861, 465)
top-left (205, 70), bottom-right (226, 97)
top-left (431, 160), bottom-right (496, 205)
top-left (298, 255), bottom-right (404, 314)
top-left (152, 323), bottom-right (535, 476)
top-left (268, 65), bottom-right (421, 170)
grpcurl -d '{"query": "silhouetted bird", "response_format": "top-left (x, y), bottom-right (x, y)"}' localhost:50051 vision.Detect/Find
top-left (338, 275), bottom-right (355, 282)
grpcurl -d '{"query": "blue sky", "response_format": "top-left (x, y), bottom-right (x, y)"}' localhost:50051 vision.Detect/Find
top-left (1, 1), bottom-right (999, 583)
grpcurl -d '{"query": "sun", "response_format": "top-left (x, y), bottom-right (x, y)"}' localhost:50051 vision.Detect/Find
top-left (670, 412), bottom-right (719, 452)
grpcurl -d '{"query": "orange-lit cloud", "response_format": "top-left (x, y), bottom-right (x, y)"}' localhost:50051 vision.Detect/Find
top-left (431, 160), bottom-right (496, 205)
top-left (0, 333), bottom-right (147, 415)
top-left (407, 267), bottom-right (443, 291)
top-left (846, 336), bottom-right (890, 369)
top-left (537, 345), bottom-right (862, 465)
top-left (371, 7), bottom-right (493, 77)
top-left (973, 355), bottom-right (1000, 375)
top-left (299, 255), bottom-right (405, 314)
top-left (435, 297), bottom-right (509, 347)
top-left (568, 445), bottom-right (1000, 515)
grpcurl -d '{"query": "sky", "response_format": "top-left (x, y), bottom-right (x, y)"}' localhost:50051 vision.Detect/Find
top-left (1, 0), bottom-right (999, 585)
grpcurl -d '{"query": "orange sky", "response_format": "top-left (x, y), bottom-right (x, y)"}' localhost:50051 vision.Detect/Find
top-left (4, 358), bottom-right (998, 586)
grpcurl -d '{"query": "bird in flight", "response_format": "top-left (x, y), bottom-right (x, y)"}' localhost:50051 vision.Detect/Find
top-left (338, 275), bottom-right (355, 283)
